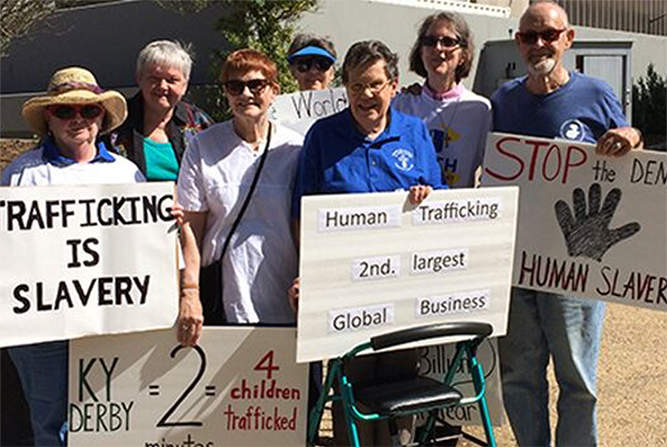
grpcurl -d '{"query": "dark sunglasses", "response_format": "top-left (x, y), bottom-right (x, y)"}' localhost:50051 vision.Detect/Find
top-left (223, 79), bottom-right (270, 96)
top-left (422, 35), bottom-right (461, 49)
top-left (47, 104), bottom-right (103, 120)
top-left (292, 57), bottom-right (334, 73)
top-left (516, 28), bottom-right (567, 45)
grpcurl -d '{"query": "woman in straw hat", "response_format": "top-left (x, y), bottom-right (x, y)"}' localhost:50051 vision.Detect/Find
top-left (2, 66), bottom-right (144, 447)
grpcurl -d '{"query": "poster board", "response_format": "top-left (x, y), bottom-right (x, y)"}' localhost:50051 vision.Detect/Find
top-left (297, 188), bottom-right (519, 362)
top-left (68, 327), bottom-right (308, 447)
top-left (417, 339), bottom-right (504, 426)
top-left (0, 182), bottom-right (178, 347)
top-left (483, 133), bottom-right (667, 311)
top-left (269, 87), bottom-right (348, 135)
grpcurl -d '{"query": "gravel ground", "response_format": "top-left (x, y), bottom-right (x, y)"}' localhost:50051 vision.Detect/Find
top-left (458, 303), bottom-right (667, 447)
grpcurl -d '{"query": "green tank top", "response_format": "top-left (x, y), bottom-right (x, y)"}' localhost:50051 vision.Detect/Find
top-left (143, 137), bottom-right (179, 181)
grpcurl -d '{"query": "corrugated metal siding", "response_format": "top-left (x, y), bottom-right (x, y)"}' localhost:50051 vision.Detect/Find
top-left (552, 0), bottom-right (667, 36)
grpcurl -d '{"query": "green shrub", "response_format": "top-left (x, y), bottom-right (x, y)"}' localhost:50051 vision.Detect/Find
top-left (632, 63), bottom-right (667, 150)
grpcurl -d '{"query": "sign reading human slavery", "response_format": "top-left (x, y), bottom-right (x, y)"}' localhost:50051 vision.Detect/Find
top-left (68, 327), bottom-right (308, 447)
top-left (296, 188), bottom-right (519, 362)
top-left (0, 182), bottom-right (178, 347)
top-left (482, 133), bottom-right (667, 311)
top-left (269, 87), bottom-right (348, 135)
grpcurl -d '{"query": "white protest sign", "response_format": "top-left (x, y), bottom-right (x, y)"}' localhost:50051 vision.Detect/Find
top-left (297, 188), bottom-right (519, 362)
top-left (68, 327), bottom-right (308, 447)
top-left (417, 339), bottom-right (504, 426)
top-left (482, 133), bottom-right (667, 310)
top-left (269, 87), bottom-right (348, 135)
top-left (0, 183), bottom-right (178, 347)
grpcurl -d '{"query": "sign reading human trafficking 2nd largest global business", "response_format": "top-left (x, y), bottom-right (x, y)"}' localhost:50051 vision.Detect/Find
top-left (483, 133), bottom-right (667, 311)
top-left (297, 188), bottom-right (519, 362)
top-left (0, 182), bottom-right (178, 347)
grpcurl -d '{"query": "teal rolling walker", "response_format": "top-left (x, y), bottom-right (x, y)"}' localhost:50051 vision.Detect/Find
top-left (307, 322), bottom-right (497, 446)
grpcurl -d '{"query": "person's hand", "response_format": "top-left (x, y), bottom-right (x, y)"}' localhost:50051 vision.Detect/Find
top-left (177, 286), bottom-right (204, 346)
top-left (596, 127), bottom-right (643, 157)
top-left (288, 277), bottom-right (300, 313)
top-left (408, 185), bottom-right (433, 205)
top-left (170, 203), bottom-right (185, 226)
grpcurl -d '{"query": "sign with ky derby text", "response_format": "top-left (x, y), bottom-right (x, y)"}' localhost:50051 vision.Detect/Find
top-left (482, 133), bottom-right (667, 311)
top-left (68, 327), bottom-right (308, 447)
top-left (0, 182), bottom-right (178, 348)
top-left (296, 188), bottom-right (519, 362)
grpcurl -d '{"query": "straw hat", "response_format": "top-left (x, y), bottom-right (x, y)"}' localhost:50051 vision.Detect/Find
top-left (22, 67), bottom-right (127, 136)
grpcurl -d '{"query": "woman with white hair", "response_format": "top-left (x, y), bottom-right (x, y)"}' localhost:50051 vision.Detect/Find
top-left (113, 40), bottom-right (212, 181)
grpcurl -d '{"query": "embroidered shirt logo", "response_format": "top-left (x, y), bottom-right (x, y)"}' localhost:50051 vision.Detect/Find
top-left (559, 119), bottom-right (587, 141)
top-left (392, 148), bottom-right (414, 172)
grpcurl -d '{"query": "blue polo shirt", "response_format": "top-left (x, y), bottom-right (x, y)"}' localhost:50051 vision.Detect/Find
top-left (292, 107), bottom-right (444, 217)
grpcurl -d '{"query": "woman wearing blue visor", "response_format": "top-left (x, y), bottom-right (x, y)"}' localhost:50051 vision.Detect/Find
top-left (287, 33), bottom-right (338, 91)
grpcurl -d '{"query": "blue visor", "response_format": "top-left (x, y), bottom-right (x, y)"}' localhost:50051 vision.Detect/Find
top-left (288, 45), bottom-right (336, 63)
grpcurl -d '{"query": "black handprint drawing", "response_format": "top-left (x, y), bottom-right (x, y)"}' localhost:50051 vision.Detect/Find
top-left (554, 183), bottom-right (641, 262)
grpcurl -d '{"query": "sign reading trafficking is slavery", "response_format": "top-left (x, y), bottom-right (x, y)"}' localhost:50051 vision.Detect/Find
top-left (0, 182), bottom-right (178, 347)
top-left (269, 87), bottom-right (348, 135)
top-left (68, 327), bottom-right (308, 447)
top-left (297, 188), bottom-right (519, 362)
top-left (482, 133), bottom-right (667, 311)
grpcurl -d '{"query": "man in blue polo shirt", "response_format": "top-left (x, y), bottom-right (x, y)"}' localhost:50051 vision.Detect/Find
top-left (290, 40), bottom-right (444, 447)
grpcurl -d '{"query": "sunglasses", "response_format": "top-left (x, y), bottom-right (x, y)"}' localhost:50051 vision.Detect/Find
top-left (422, 35), bottom-right (461, 49)
top-left (47, 104), bottom-right (103, 120)
top-left (516, 28), bottom-right (567, 45)
top-left (223, 79), bottom-right (270, 96)
top-left (292, 57), bottom-right (334, 73)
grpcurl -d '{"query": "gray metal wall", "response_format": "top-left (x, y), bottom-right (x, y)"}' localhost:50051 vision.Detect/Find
top-left (557, 0), bottom-right (667, 37)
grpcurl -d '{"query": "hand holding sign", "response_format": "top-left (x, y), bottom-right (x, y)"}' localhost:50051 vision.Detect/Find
top-left (554, 183), bottom-right (641, 262)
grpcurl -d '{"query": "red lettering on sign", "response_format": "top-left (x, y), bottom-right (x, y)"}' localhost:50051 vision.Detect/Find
top-left (484, 136), bottom-right (524, 181)
top-left (487, 136), bottom-right (588, 184)
top-left (254, 350), bottom-right (279, 380)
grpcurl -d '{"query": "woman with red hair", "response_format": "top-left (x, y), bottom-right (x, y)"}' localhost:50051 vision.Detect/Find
top-left (175, 49), bottom-right (303, 344)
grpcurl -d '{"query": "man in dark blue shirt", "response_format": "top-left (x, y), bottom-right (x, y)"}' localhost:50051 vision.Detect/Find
top-left (491, 2), bottom-right (643, 446)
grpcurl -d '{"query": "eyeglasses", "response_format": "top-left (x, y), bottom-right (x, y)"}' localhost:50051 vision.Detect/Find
top-left (292, 57), bottom-right (334, 73)
top-left (516, 28), bottom-right (567, 45)
top-left (347, 79), bottom-right (390, 96)
top-left (223, 79), bottom-right (271, 96)
top-left (47, 104), bottom-right (103, 120)
top-left (422, 35), bottom-right (461, 49)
